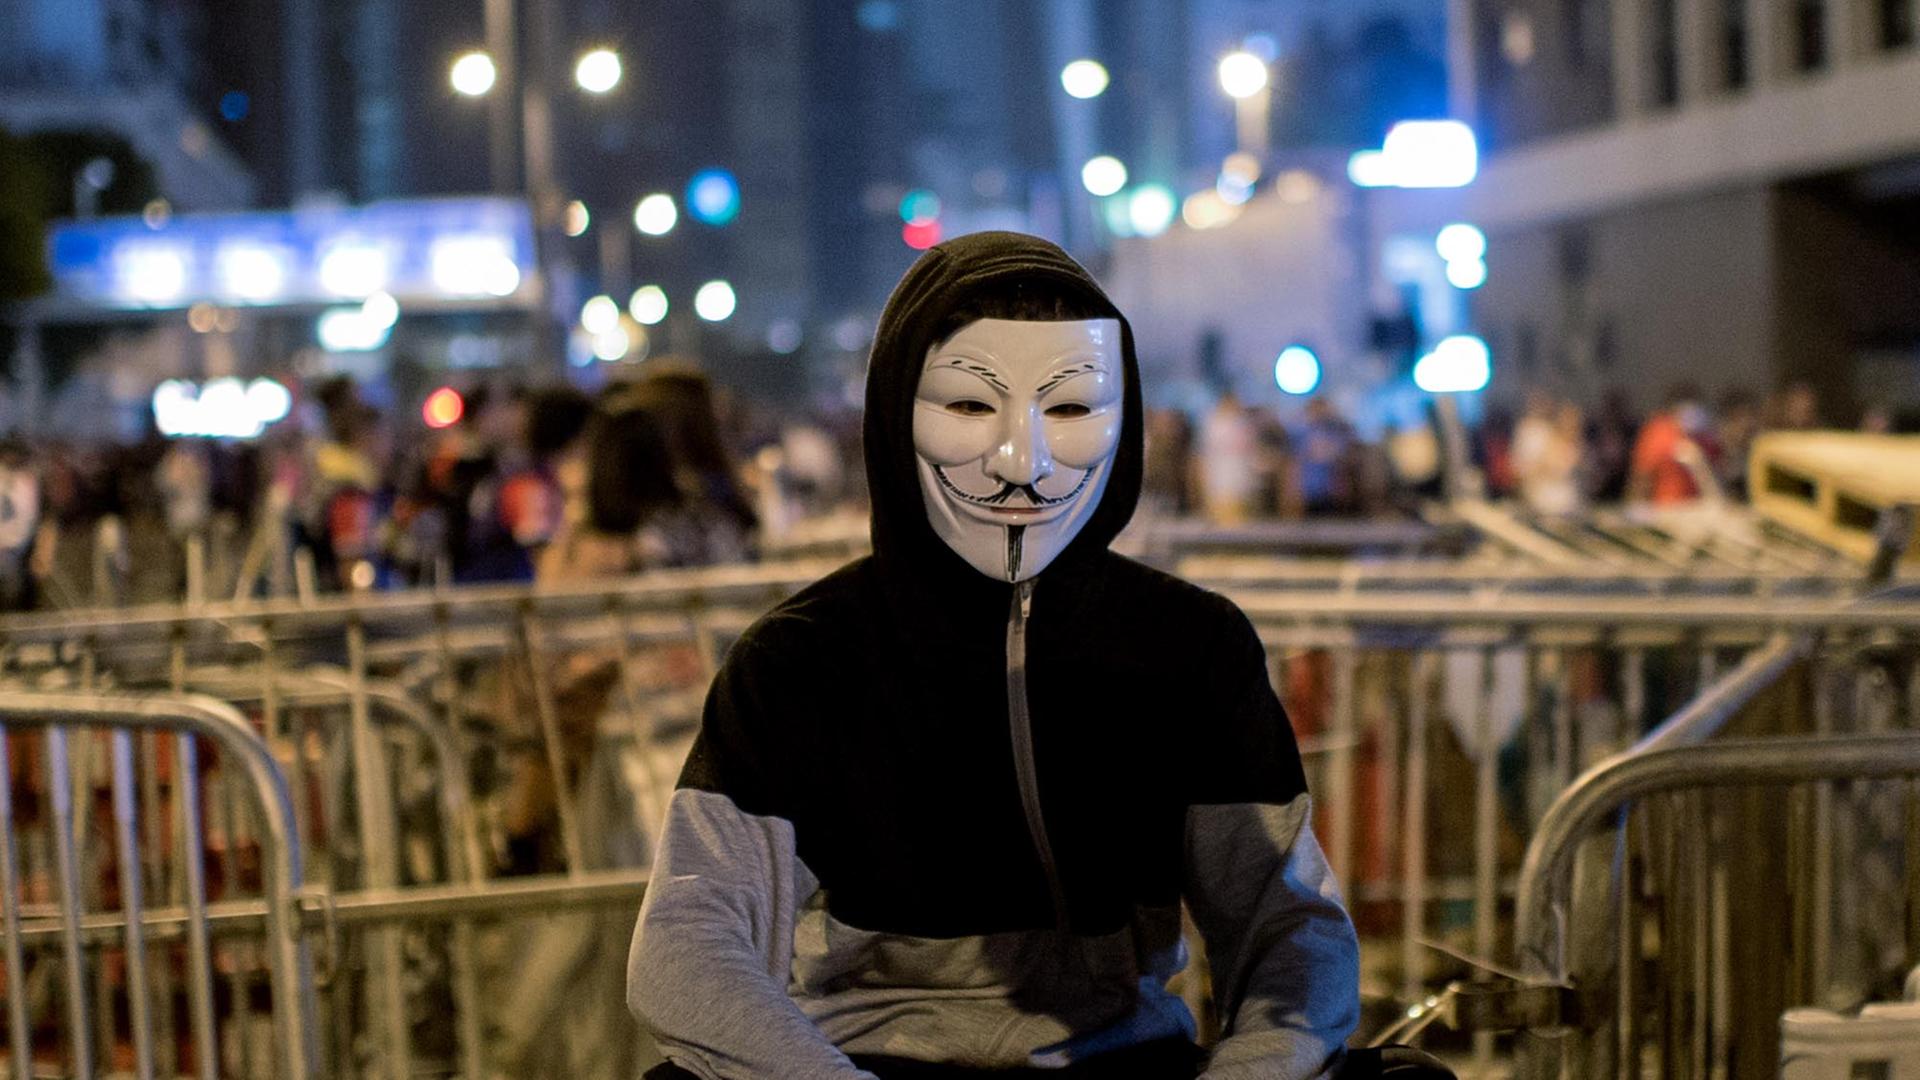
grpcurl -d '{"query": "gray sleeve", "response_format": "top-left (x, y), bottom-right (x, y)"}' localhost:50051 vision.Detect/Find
top-left (1185, 796), bottom-right (1360, 1080)
top-left (627, 787), bottom-right (877, 1080)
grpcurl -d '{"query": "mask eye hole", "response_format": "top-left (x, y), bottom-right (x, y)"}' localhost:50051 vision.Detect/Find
top-left (1044, 403), bottom-right (1091, 419)
top-left (946, 400), bottom-right (995, 417)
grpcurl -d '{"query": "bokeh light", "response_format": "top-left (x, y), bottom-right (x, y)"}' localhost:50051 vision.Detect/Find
top-left (694, 280), bottom-right (737, 322)
top-left (1127, 185), bottom-right (1176, 237)
top-left (687, 169), bottom-right (741, 226)
top-left (1274, 346), bottom-right (1322, 395)
top-left (575, 48), bottom-right (622, 94)
top-left (629, 284), bottom-right (668, 325)
top-left (580, 294), bottom-right (621, 334)
top-left (1414, 335), bottom-right (1493, 393)
top-left (563, 200), bottom-right (591, 237)
top-left (1217, 51), bottom-right (1269, 99)
top-left (1436, 223), bottom-right (1489, 263)
top-left (1060, 59), bottom-right (1110, 99)
top-left (1081, 156), bottom-right (1128, 197)
top-left (423, 387), bottom-right (465, 428)
top-left (450, 52), bottom-right (496, 97)
top-left (899, 189), bottom-right (941, 225)
top-left (633, 193), bottom-right (678, 236)
top-left (902, 219), bottom-right (942, 250)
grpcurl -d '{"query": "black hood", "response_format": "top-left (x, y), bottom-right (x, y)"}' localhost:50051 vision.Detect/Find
top-left (862, 231), bottom-right (1144, 591)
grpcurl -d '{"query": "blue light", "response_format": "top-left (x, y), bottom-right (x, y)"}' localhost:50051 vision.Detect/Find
top-left (687, 169), bottom-right (741, 226)
top-left (1445, 257), bottom-right (1488, 289)
top-left (49, 197), bottom-right (537, 310)
top-left (1274, 346), bottom-right (1322, 395)
top-left (218, 91), bottom-right (250, 123)
top-left (1435, 224), bottom-right (1487, 263)
top-left (1347, 121), bottom-right (1479, 189)
top-left (856, 0), bottom-right (899, 31)
top-left (1413, 335), bottom-right (1492, 394)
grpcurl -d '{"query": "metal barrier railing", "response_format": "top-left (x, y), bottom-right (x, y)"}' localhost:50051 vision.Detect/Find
top-left (0, 692), bottom-right (316, 1080)
top-left (4, 559), bottom-right (1918, 1076)
top-left (1503, 732), bottom-right (1920, 1078)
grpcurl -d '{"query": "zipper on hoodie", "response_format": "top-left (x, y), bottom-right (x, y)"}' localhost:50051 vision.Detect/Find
top-left (1006, 579), bottom-right (1071, 935)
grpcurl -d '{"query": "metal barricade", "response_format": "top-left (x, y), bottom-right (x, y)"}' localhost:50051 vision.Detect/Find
top-left (0, 692), bottom-right (315, 1080)
top-left (1493, 731), bottom-right (1920, 1078)
top-left (4, 556), bottom-right (1918, 1076)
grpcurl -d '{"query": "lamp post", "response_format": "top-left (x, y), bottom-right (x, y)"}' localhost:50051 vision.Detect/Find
top-left (1218, 50), bottom-right (1272, 159)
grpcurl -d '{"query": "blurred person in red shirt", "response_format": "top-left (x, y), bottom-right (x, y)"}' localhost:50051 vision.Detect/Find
top-left (1630, 384), bottom-right (1719, 506)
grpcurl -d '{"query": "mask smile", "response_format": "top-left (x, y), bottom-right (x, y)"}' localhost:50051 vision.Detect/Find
top-left (931, 465), bottom-right (1092, 523)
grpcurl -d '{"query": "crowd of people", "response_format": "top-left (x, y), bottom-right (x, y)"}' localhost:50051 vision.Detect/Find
top-left (0, 372), bottom-right (1885, 612)
top-left (1146, 380), bottom-right (1851, 524)
top-left (0, 366), bottom-right (867, 612)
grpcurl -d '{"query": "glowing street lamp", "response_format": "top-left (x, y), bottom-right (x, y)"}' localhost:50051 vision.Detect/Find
top-left (1081, 156), bottom-right (1128, 197)
top-left (694, 280), bottom-right (736, 322)
top-left (1060, 59), bottom-right (1110, 99)
top-left (575, 48), bottom-right (622, 93)
top-left (1217, 51), bottom-right (1269, 99)
top-left (633, 193), bottom-right (678, 236)
top-left (450, 51), bottom-right (497, 97)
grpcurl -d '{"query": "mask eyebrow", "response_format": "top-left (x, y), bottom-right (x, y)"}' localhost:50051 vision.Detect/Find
top-left (932, 356), bottom-right (1011, 392)
top-left (1036, 361), bottom-right (1107, 395)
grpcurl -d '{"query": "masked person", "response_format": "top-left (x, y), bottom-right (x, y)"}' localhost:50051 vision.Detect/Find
top-left (628, 233), bottom-right (1361, 1079)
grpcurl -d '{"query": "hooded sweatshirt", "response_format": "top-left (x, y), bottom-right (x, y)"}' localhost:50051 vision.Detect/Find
top-left (627, 232), bottom-right (1358, 1079)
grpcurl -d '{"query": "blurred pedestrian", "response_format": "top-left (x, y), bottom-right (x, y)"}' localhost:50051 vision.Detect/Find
top-left (1715, 390), bottom-right (1760, 499)
top-left (467, 385), bottom-right (592, 582)
top-left (1768, 381), bottom-right (1821, 431)
top-left (1474, 404), bottom-right (1517, 499)
top-left (0, 440), bottom-right (39, 610)
top-left (1197, 391), bottom-right (1258, 525)
top-left (302, 378), bottom-right (387, 591)
top-left (1512, 392), bottom-right (1584, 515)
top-left (1586, 389), bottom-right (1637, 503)
top-left (1629, 384), bottom-right (1716, 506)
top-left (1141, 407), bottom-right (1194, 518)
top-left (1297, 396), bottom-right (1359, 516)
top-left (493, 395), bottom-right (694, 1079)
top-left (614, 370), bottom-right (758, 564)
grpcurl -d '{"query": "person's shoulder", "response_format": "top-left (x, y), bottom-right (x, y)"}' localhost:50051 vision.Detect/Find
top-left (726, 556), bottom-right (875, 667)
top-left (1093, 552), bottom-right (1251, 631)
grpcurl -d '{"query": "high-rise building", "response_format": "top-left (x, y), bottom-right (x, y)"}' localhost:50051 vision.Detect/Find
top-left (0, 0), bottom-right (253, 209)
top-left (1449, 0), bottom-right (1920, 418)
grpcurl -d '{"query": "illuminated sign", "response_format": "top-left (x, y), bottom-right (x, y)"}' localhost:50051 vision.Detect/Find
top-left (50, 197), bottom-right (536, 310)
top-left (153, 378), bottom-right (294, 439)
top-left (1348, 121), bottom-right (1479, 189)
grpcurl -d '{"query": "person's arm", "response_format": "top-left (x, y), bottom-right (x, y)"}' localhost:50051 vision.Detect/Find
top-left (627, 638), bottom-right (876, 1080)
top-left (1184, 602), bottom-right (1359, 1080)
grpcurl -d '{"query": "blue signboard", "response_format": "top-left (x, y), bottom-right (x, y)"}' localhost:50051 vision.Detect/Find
top-left (48, 197), bottom-right (538, 310)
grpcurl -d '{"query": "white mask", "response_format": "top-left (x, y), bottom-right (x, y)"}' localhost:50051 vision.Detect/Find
top-left (912, 317), bottom-right (1125, 582)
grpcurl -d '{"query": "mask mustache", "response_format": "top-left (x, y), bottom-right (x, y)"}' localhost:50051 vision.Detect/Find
top-left (980, 482), bottom-right (1067, 507)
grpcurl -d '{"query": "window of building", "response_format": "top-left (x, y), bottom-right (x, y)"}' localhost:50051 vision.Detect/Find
top-left (1881, 0), bottom-right (1916, 49)
top-left (1557, 227), bottom-right (1594, 289)
top-left (1796, 0), bottom-right (1827, 70)
top-left (1559, 0), bottom-right (1605, 67)
top-left (1724, 0), bottom-right (1751, 87)
top-left (1651, 0), bottom-right (1681, 105)
top-left (1517, 323), bottom-right (1540, 374)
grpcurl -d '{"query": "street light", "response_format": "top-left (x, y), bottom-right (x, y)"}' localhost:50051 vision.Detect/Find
top-left (1217, 51), bottom-right (1269, 99)
top-left (1081, 156), bottom-right (1128, 197)
top-left (1060, 59), bottom-right (1110, 99)
top-left (450, 51), bottom-right (497, 97)
top-left (694, 280), bottom-right (736, 322)
top-left (633, 193), bottom-right (678, 236)
top-left (1218, 50), bottom-right (1272, 159)
top-left (563, 200), bottom-right (591, 237)
top-left (575, 48), bottom-right (622, 93)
